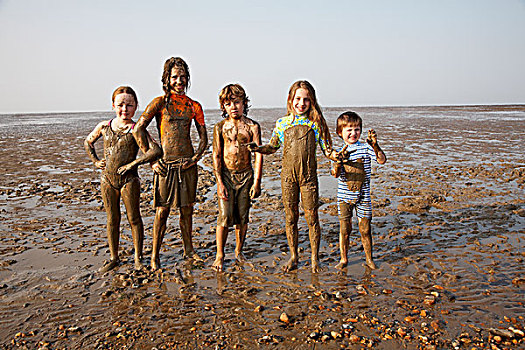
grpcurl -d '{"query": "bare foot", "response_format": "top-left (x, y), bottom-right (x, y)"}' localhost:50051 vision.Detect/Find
top-left (335, 260), bottom-right (348, 270)
top-left (235, 252), bottom-right (247, 264)
top-left (184, 251), bottom-right (203, 262)
top-left (134, 258), bottom-right (144, 271)
top-left (192, 252), bottom-right (203, 262)
top-left (311, 259), bottom-right (321, 273)
top-left (99, 259), bottom-right (119, 273)
top-left (283, 257), bottom-right (298, 272)
top-left (364, 260), bottom-right (378, 270)
top-left (151, 256), bottom-right (161, 271)
top-left (212, 256), bottom-right (224, 272)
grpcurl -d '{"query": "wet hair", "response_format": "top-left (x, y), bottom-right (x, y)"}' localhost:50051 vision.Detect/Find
top-left (218, 84), bottom-right (250, 118)
top-left (286, 80), bottom-right (332, 148)
top-left (161, 57), bottom-right (191, 118)
top-left (111, 86), bottom-right (138, 107)
top-left (336, 111), bottom-right (362, 137)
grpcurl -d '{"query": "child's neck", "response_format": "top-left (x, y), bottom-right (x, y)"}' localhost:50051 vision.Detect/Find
top-left (344, 140), bottom-right (359, 147)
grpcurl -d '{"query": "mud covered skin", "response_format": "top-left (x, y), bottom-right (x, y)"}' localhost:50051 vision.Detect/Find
top-left (280, 125), bottom-right (322, 272)
top-left (85, 120), bottom-right (161, 272)
top-left (1, 105), bottom-right (524, 349)
top-left (212, 116), bottom-right (262, 272)
top-left (135, 93), bottom-right (208, 269)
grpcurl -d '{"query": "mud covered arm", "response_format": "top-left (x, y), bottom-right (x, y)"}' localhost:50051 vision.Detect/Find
top-left (247, 135), bottom-right (280, 155)
top-left (181, 121), bottom-right (208, 170)
top-left (118, 132), bottom-right (162, 175)
top-left (331, 162), bottom-right (342, 178)
top-left (84, 121), bottom-right (106, 169)
top-left (250, 123), bottom-right (263, 199)
top-left (367, 129), bottom-right (387, 164)
top-left (212, 124), bottom-right (227, 200)
top-left (193, 121), bottom-right (208, 163)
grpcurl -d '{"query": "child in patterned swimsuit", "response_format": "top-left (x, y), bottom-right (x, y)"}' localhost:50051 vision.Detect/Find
top-left (85, 86), bottom-right (161, 273)
top-left (248, 80), bottom-right (345, 273)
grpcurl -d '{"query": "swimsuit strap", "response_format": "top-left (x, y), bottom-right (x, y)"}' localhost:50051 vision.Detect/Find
top-left (108, 118), bottom-right (134, 133)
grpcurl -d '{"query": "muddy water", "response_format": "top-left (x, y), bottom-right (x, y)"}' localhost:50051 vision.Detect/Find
top-left (0, 106), bottom-right (523, 349)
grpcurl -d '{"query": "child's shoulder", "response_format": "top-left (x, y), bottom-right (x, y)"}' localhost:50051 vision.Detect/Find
top-left (242, 116), bottom-right (260, 127)
top-left (275, 114), bottom-right (294, 125)
top-left (97, 119), bottom-right (112, 129)
top-left (182, 94), bottom-right (202, 108)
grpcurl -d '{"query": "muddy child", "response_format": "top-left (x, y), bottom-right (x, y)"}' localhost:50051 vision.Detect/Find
top-left (85, 86), bottom-right (162, 273)
top-left (248, 80), bottom-right (344, 273)
top-left (331, 111), bottom-right (386, 270)
top-left (211, 84), bottom-right (263, 272)
top-left (134, 57), bottom-right (208, 270)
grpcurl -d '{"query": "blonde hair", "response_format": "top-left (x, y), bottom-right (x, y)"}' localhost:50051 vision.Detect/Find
top-left (286, 80), bottom-right (332, 148)
top-left (218, 84), bottom-right (250, 118)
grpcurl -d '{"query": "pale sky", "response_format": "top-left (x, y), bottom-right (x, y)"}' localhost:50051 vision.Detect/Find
top-left (1, 0), bottom-right (524, 113)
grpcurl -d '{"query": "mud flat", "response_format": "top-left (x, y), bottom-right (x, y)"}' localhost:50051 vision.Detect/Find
top-left (0, 106), bottom-right (523, 349)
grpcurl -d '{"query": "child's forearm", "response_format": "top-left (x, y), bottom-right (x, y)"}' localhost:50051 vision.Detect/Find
top-left (254, 153), bottom-right (263, 184)
top-left (331, 163), bottom-right (342, 177)
top-left (192, 123), bottom-right (208, 163)
top-left (135, 141), bottom-right (162, 167)
top-left (254, 144), bottom-right (278, 155)
top-left (84, 140), bottom-right (100, 164)
top-left (372, 143), bottom-right (387, 164)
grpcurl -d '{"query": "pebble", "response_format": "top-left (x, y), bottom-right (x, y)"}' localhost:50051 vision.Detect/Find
top-left (423, 295), bottom-right (436, 305)
top-left (330, 331), bottom-right (342, 339)
top-left (309, 331), bottom-right (320, 340)
top-left (279, 312), bottom-right (289, 323)
top-left (397, 327), bottom-right (407, 337)
top-left (349, 334), bottom-right (360, 343)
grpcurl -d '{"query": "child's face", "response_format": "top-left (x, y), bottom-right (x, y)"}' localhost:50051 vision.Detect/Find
top-left (113, 93), bottom-right (137, 120)
top-left (223, 97), bottom-right (244, 119)
top-left (339, 124), bottom-right (362, 145)
top-left (170, 67), bottom-right (187, 94)
top-left (292, 88), bottom-right (311, 116)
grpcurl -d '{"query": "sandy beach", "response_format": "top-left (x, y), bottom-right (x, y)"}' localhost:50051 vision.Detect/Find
top-left (0, 105), bottom-right (523, 349)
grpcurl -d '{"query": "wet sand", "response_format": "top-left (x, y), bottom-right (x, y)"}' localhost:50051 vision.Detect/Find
top-left (0, 106), bottom-right (524, 349)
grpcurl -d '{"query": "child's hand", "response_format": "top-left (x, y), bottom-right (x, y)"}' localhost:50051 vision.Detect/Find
top-left (366, 129), bottom-right (378, 146)
top-left (117, 163), bottom-right (135, 175)
top-left (250, 183), bottom-right (261, 199)
top-left (181, 157), bottom-right (197, 170)
top-left (152, 160), bottom-right (167, 177)
top-left (246, 142), bottom-right (259, 152)
top-left (217, 182), bottom-right (228, 200)
top-left (94, 159), bottom-right (106, 170)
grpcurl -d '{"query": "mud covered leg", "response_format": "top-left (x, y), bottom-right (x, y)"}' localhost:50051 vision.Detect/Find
top-left (358, 217), bottom-right (377, 269)
top-left (304, 207), bottom-right (321, 273)
top-left (99, 180), bottom-right (121, 273)
top-left (336, 218), bottom-right (352, 269)
top-left (122, 178), bottom-right (144, 270)
top-left (180, 205), bottom-right (201, 261)
top-left (283, 204), bottom-right (299, 272)
top-left (151, 206), bottom-right (169, 270)
top-left (235, 223), bottom-right (248, 263)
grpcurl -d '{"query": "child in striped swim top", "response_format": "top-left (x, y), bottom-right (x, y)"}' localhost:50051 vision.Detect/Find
top-left (331, 111), bottom-right (387, 270)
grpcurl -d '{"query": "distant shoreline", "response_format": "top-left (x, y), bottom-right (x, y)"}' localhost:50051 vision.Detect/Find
top-left (1, 103), bottom-right (524, 116)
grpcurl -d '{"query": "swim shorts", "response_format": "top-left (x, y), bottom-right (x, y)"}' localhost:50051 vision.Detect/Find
top-left (217, 168), bottom-right (254, 227)
top-left (153, 159), bottom-right (198, 208)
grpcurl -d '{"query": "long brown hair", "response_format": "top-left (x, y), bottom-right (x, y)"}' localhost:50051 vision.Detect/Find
top-left (161, 57), bottom-right (190, 117)
top-left (286, 80), bottom-right (332, 148)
